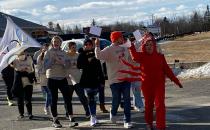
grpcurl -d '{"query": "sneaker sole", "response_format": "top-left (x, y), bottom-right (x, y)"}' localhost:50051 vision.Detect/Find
top-left (52, 125), bottom-right (62, 128)
top-left (90, 123), bottom-right (96, 127)
top-left (70, 122), bottom-right (78, 127)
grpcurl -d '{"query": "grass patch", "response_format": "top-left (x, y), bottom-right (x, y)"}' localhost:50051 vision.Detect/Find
top-left (160, 39), bottom-right (210, 63)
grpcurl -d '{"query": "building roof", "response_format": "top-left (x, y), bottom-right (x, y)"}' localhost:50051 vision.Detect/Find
top-left (0, 12), bottom-right (48, 37)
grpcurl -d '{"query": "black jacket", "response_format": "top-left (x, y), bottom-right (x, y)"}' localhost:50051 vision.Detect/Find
top-left (77, 49), bottom-right (105, 88)
top-left (11, 71), bottom-right (34, 97)
top-left (1, 65), bottom-right (14, 78)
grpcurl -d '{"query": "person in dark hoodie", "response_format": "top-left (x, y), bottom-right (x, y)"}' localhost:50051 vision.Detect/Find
top-left (77, 39), bottom-right (105, 127)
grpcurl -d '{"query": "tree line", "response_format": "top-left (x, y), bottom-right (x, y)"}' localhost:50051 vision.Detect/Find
top-left (48, 5), bottom-right (210, 37)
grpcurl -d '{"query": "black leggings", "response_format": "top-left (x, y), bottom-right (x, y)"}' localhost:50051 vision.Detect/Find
top-left (17, 85), bottom-right (33, 115)
top-left (48, 78), bottom-right (73, 117)
top-left (2, 76), bottom-right (14, 100)
top-left (65, 84), bottom-right (89, 116)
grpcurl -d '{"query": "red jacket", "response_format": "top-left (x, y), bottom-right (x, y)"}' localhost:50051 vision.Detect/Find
top-left (127, 35), bottom-right (182, 89)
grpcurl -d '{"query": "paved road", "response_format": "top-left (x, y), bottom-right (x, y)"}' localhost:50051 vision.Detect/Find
top-left (0, 78), bottom-right (210, 130)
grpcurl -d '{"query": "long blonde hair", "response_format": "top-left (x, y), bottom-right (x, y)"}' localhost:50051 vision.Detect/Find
top-left (51, 36), bottom-right (63, 44)
top-left (51, 36), bottom-right (63, 49)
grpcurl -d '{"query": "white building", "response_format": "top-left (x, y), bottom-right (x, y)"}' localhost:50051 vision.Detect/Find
top-left (147, 25), bottom-right (161, 36)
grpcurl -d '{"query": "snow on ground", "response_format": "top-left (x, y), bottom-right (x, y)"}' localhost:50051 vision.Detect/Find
top-left (178, 62), bottom-right (210, 79)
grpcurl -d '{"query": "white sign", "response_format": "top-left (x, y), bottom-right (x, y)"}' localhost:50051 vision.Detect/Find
top-left (89, 26), bottom-right (102, 37)
top-left (133, 30), bottom-right (142, 41)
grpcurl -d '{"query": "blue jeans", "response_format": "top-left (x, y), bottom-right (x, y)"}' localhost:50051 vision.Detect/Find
top-left (110, 81), bottom-right (131, 122)
top-left (84, 88), bottom-right (98, 116)
top-left (41, 86), bottom-right (52, 108)
top-left (131, 81), bottom-right (144, 108)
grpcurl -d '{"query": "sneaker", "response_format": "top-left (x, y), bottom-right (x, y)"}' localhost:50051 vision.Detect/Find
top-left (69, 118), bottom-right (79, 127)
top-left (95, 117), bottom-right (99, 124)
top-left (52, 119), bottom-right (62, 128)
top-left (7, 97), bottom-right (14, 106)
top-left (17, 114), bottom-right (24, 119)
top-left (44, 107), bottom-right (51, 115)
top-left (139, 107), bottom-right (145, 113)
top-left (8, 100), bottom-right (14, 106)
top-left (134, 107), bottom-right (145, 113)
top-left (28, 114), bottom-right (33, 120)
top-left (124, 122), bottom-right (133, 129)
top-left (109, 109), bottom-right (117, 123)
top-left (90, 116), bottom-right (96, 126)
top-left (90, 116), bottom-right (99, 126)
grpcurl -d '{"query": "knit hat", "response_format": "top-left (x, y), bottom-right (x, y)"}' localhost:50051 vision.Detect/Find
top-left (83, 39), bottom-right (92, 46)
top-left (110, 31), bottom-right (123, 43)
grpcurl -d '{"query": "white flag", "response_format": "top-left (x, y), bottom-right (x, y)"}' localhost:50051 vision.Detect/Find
top-left (0, 16), bottom-right (41, 72)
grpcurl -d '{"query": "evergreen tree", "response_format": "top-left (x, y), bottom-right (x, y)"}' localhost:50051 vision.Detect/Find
top-left (91, 19), bottom-right (96, 26)
top-left (55, 23), bottom-right (63, 34)
top-left (204, 5), bottom-right (210, 31)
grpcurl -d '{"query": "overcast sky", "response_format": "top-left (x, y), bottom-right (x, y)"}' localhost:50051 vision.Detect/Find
top-left (0, 0), bottom-right (209, 28)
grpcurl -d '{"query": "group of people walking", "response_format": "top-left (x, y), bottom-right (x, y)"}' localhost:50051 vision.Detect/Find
top-left (2, 31), bottom-right (182, 130)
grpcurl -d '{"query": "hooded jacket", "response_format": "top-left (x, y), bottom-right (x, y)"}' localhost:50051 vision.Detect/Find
top-left (119, 33), bottom-right (181, 88)
top-left (126, 33), bottom-right (182, 129)
top-left (77, 49), bottom-right (105, 88)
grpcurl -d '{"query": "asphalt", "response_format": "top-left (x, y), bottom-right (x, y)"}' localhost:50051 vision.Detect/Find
top-left (0, 78), bottom-right (210, 130)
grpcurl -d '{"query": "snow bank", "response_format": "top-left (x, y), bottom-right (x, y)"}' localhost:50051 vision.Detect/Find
top-left (178, 62), bottom-right (210, 79)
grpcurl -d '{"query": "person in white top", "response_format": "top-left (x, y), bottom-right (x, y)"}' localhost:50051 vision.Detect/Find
top-left (65, 41), bottom-right (90, 119)
top-left (11, 51), bottom-right (35, 120)
top-left (43, 36), bottom-right (76, 128)
top-left (95, 31), bottom-right (133, 129)
top-left (36, 43), bottom-right (52, 115)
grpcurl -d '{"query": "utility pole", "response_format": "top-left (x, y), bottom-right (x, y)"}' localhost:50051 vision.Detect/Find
top-left (151, 14), bottom-right (154, 25)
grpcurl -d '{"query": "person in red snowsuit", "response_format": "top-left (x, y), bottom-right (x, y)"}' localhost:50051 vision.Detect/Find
top-left (119, 33), bottom-right (183, 130)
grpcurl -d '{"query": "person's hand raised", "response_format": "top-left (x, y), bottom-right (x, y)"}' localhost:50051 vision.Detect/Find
top-left (95, 38), bottom-right (100, 47)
